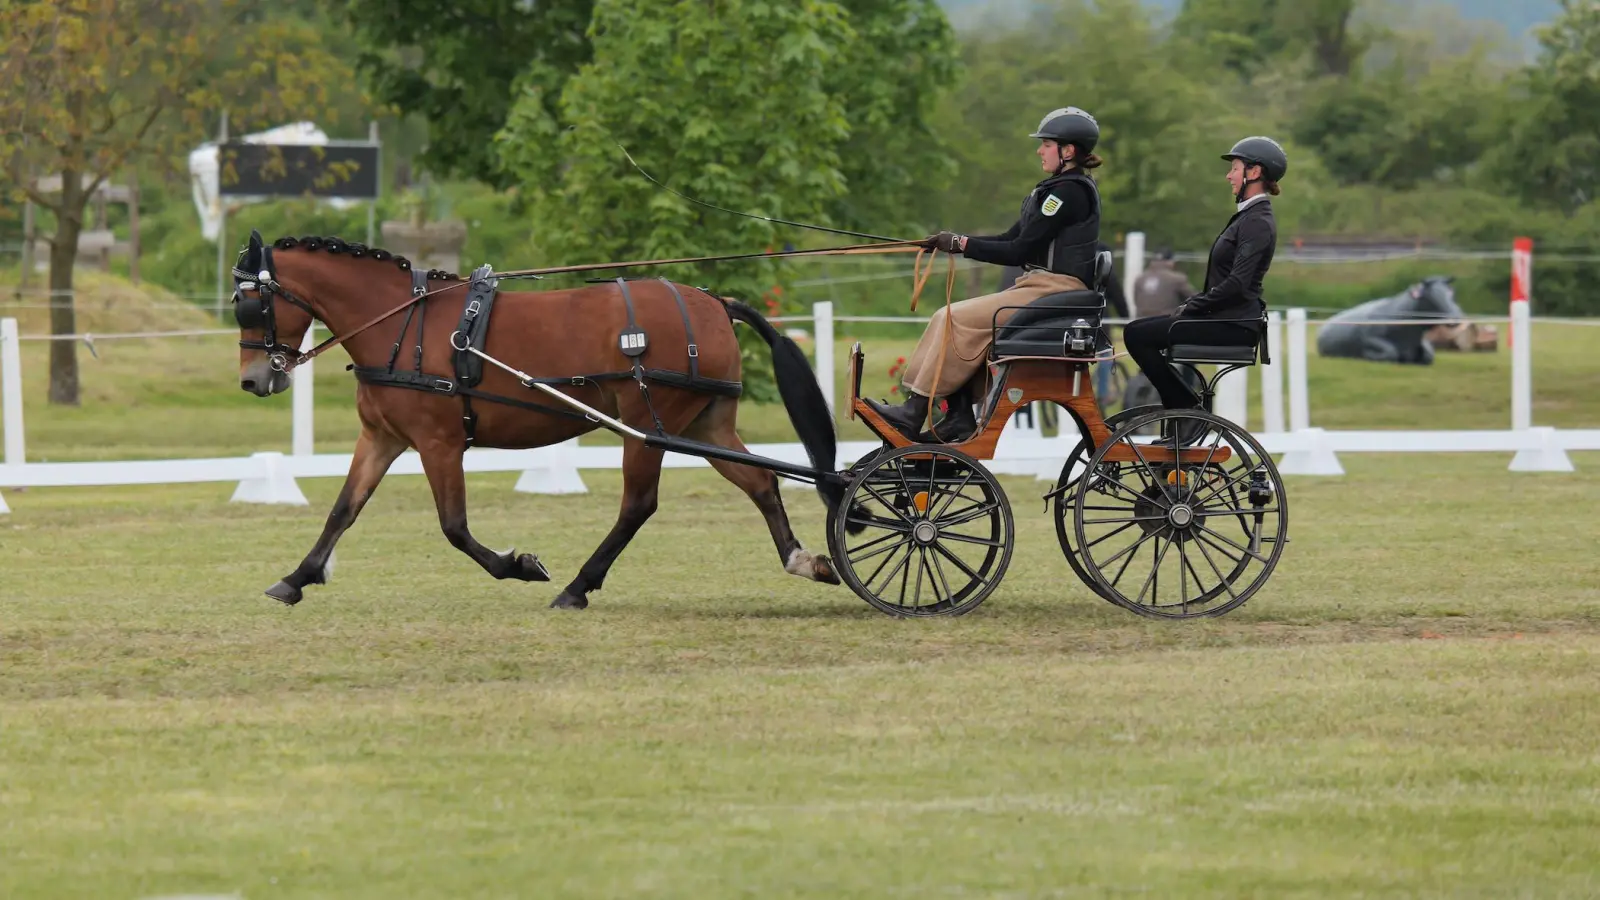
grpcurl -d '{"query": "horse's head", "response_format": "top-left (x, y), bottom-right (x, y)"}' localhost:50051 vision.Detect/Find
top-left (1414, 276), bottom-right (1463, 319)
top-left (233, 229), bottom-right (316, 396)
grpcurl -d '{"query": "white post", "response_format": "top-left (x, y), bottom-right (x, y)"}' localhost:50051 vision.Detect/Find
top-left (1261, 311), bottom-right (1285, 433)
top-left (1277, 307), bottom-right (1342, 475)
top-left (814, 301), bottom-right (835, 417)
top-left (1510, 300), bottom-right (1531, 432)
top-left (1122, 232), bottom-right (1146, 318)
top-left (1, 318), bottom-right (23, 468)
top-left (292, 325), bottom-right (315, 456)
top-left (1286, 307), bottom-right (1309, 432)
top-left (0, 318), bottom-right (16, 515)
top-left (1215, 367), bottom-right (1248, 427)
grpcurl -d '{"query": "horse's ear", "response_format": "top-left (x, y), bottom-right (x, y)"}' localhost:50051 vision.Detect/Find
top-left (248, 229), bottom-right (263, 252)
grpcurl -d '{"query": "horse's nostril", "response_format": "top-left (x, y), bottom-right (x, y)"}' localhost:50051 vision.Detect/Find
top-left (241, 379), bottom-right (258, 392)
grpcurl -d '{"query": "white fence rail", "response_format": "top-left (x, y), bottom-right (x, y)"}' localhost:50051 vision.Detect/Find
top-left (1, 274), bottom-right (1594, 515)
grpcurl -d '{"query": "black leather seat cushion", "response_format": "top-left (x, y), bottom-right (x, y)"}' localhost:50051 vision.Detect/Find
top-left (1168, 343), bottom-right (1258, 364)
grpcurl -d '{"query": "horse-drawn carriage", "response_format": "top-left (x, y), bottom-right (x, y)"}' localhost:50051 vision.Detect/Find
top-left (230, 231), bottom-right (1287, 619)
top-left (835, 249), bottom-right (1288, 618)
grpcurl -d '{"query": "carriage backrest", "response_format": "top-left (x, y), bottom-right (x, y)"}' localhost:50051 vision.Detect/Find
top-left (1092, 249), bottom-right (1113, 294)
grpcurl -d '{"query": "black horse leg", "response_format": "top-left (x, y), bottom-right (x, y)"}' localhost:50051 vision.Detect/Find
top-left (265, 427), bottom-right (407, 606)
top-left (417, 440), bottom-right (551, 583)
top-left (550, 438), bottom-right (664, 610)
top-left (686, 396), bottom-right (839, 584)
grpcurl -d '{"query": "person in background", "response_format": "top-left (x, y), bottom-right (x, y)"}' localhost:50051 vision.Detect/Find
top-left (1131, 247), bottom-right (1195, 318)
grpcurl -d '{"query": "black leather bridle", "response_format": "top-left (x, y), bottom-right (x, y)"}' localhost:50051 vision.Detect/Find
top-left (231, 245), bottom-right (318, 372)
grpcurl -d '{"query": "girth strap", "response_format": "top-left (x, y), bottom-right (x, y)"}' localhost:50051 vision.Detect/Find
top-left (658, 277), bottom-right (700, 382)
top-left (614, 278), bottom-right (666, 435)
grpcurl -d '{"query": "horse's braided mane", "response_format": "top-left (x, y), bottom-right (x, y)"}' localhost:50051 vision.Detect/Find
top-left (271, 234), bottom-right (461, 281)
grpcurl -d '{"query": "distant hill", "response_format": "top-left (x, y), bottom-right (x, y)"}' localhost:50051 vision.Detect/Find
top-left (937, 0), bottom-right (1561, 55)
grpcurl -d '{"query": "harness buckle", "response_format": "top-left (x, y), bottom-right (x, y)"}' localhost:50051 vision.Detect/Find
top-left (434, 378), bottom-right (455, 392)
top-left (687, 344), bottom-right (699, 358)
top-left (465, 299), bottom-right (481, 317)
top-left (570, 376), bottom-right (588, 386)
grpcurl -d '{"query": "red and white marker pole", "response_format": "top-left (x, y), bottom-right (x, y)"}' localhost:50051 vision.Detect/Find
top-left (1510, 237), bottom-right (1532, 431)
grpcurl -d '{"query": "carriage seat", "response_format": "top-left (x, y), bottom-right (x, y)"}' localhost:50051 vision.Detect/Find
top-left (990, 290), bottom-right (1108, 359)
top-left (1163, 314), bottom-right (1270, 366)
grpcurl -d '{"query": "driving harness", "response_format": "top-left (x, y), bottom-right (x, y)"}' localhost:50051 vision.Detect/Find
top-left (349, 266), bottom-right (742, 447)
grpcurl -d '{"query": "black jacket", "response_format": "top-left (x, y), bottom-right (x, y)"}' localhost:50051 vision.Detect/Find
top-left (962, 169), bottom-right (1101, 286)
top-left (1183, 196), bottom-right (1276, 319)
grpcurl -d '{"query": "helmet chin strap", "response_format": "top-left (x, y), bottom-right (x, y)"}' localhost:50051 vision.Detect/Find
top-left (1053, 142), bottom-right (1075, 175)
top-left (1235, 162), bottom-right (1262, 202)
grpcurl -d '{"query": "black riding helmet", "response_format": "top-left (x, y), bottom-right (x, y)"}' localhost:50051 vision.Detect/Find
top-left (1030, 107), bottom-right (1099, 172)
top-left (1222, 136), bottom-right (1288, 200)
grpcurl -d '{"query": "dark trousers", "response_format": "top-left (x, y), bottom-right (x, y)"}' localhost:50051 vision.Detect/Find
top-left (1122, 314), bottom-right (1260, 409)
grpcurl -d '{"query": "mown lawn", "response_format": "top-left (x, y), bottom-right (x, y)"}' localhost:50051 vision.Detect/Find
top-left (3, 274), bottom-right (1599, 898)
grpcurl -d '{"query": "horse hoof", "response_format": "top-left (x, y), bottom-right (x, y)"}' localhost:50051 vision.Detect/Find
top-left (516, 553), bottom-right (551, 582)
top-left (550, 591), bottom-right (588, 610)
top-left (812, 554), bottom-right (838, 582)
top-left (264, 581), bottom-right (302, 606)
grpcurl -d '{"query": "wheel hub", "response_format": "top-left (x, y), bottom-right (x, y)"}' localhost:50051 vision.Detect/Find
top-left (1168, 504), bottom-right (1194, 528)
top-left (912, 520), bottom-right (939, 545)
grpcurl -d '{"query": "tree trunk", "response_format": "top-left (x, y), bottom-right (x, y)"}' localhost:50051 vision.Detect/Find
top-left (48, 167), bottom-right (84, 407)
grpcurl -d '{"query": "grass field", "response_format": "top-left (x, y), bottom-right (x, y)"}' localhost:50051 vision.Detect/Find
top-left (3, 276), bottom-right (1600, 898)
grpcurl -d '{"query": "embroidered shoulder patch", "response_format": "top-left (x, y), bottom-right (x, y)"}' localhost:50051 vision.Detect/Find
top-left (1041, 194), bottom-right (1063, 216)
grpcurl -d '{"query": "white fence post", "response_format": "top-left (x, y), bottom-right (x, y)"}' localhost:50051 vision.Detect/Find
top-left (1507, 302), bottom-right (1570, 471)
top-left (1286, 307), bottom-right (1309, 432)
top-left (1278, 308), bottom-right (1342, 475)
top-left (1215, 368), bottom-right (1248, 427)
top-left (1123, 232), bottom-right (1146, 317)
top-left (1261, 310), bottom-right (1285, 434)
top-left (292, 325), bottom-right (316, 457)
top-left (2, 318), bottom-right (23, 468)
top-left (814, 301), bottom-right (835, 417)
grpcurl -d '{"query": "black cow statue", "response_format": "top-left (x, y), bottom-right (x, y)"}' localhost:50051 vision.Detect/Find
top-left (1315, 276), bottom-right (1465, 365)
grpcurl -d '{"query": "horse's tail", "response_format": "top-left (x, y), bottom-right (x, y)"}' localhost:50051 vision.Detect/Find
top-left (718, 297), bottom-right (852, 524)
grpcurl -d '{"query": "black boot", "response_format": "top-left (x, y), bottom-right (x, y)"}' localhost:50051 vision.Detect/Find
top-left (863, 391), bottom-right (931, 440)
top-left (921, 386), bottom-right (978, 443)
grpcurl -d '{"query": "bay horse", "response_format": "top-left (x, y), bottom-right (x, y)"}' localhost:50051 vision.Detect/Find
top-left (230, 230), bottom-right (847, 609)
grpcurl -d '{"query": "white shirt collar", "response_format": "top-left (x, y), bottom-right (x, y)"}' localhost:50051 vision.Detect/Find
top-left (1237, 193), bottom-right (1271, 213)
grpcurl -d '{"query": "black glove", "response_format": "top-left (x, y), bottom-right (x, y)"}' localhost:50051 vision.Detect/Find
top-left (928, 231), bottom-right (964, 254)
top-left (1174, 295), bottom-right (1202, 317)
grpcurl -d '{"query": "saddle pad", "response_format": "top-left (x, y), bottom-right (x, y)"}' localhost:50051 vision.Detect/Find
top-left (452, 264), bottom-right (499, 389)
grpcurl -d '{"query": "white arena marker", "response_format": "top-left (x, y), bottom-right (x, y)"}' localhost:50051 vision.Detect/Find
top-left (230, 451), bottom-right (309, 506)
top-left (513, 439), bottom-right (588, 495)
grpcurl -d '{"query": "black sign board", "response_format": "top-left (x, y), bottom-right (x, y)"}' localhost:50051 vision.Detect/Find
top-left (218, 142), bottom-right (380, 200)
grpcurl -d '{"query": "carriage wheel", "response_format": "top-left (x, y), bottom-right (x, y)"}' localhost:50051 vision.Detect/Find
top-left (830, 444), bottom-right (1015, 618)
top-left (1072, 408), bottom-right (1288, 619)
top-left (1051, 405), bottom-right (1160, 606)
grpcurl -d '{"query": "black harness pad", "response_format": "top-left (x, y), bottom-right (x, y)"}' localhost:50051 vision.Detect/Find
top-left (452, 264), bottom-right (499, 389)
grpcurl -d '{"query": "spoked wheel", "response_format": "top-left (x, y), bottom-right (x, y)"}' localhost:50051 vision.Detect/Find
top-left (1049, 405), bottom-right (1160, 606)
top-left (1072, 408), bottom-right (1288, 619)
top-left (830, 444), bottom-right (1015, 618)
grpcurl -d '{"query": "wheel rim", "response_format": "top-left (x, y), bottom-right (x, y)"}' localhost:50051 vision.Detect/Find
top-left (832, 444), bottom-right (1014, 617)
top-left (1072, 409), bottom-right (1288, 619)
top-left (1051, 405), bottom-right (1161, 606)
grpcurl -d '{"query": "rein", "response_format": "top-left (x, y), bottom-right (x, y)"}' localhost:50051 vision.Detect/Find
top-left (246, 239), bottom-right (936, 374)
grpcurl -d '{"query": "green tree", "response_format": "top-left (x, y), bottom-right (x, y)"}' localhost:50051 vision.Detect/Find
top-left (1175, 0), bottom-right (1362, 77)
top-left (0, 0), bottom-right (358, 405)
top-left (495, 0), bottom-right (959, 399)
top-left (935, 0), bottom-right (1251, 252)
top-left (341, 0), bottom-right (595, 189)
top-left (1489, 0), bottom-right (1600, 213)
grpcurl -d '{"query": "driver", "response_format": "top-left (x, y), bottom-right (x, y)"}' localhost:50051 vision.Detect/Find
top-left (864, 106), bottom-right (1105, 442)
